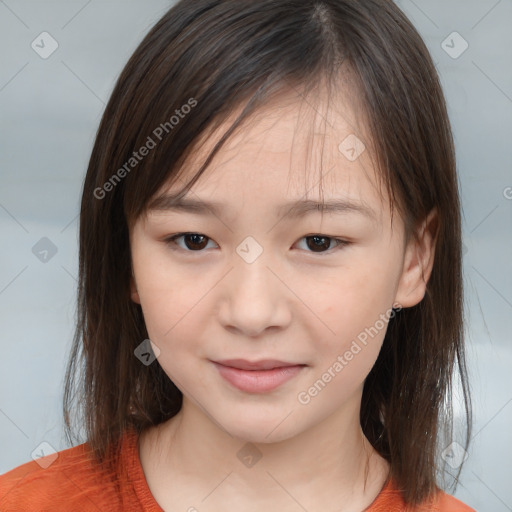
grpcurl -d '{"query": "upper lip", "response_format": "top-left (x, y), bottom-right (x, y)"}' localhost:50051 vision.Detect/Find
top-left (213, 359), bottom-right (306, 371)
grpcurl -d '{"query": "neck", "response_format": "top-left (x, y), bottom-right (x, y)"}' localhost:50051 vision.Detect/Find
top-left (139, 393), bottom-right (390, 510)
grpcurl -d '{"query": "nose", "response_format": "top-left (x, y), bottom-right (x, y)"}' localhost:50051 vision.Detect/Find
top-left (218, 251), bottom-right (292, 338)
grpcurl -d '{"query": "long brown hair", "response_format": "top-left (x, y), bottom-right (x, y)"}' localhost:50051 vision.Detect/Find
top-left (63, 0), bottom-right (472, 505)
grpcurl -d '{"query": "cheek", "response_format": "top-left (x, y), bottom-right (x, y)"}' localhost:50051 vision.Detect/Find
top-left (134, 274), bottom-right (208, 385)
top-left (131, 248), bottom-right (192, 344)
top-left (137, 277), bottom-right (202, 345)
top-left (132, 237), bottom-right (200, 329)
top-left (298, 280), bottom-right (394, 409)
top-left (315, 260), bottom-right (398, 327)
top-left (305, 255), bottom-right (399, 365)
top-left (132, 255), bottom-right (222, 381)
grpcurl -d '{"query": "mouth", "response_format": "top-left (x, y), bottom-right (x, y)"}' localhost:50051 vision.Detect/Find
top-left (210, 359), bottom-right (308, 393)
top-left (213, 358), bottom-right (307, 371)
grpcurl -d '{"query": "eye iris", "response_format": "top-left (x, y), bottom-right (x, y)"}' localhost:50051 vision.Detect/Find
top-left (185, 234), bottom-right (208, 250)
top-left (306, 235), bottom-right (330, 252)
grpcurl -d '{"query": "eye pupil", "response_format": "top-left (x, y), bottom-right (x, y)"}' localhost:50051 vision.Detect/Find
top-left (185, 234), bottom-right (208, 250)
top-left (307, 235), bottom-right (330, 252)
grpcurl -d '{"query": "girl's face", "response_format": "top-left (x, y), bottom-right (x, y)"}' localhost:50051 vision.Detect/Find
top-left (129, 90), bottom-right (434, 443)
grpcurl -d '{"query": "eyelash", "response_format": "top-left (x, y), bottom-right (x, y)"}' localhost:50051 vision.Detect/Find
top-left (163, 232), bottom-right (349, 255)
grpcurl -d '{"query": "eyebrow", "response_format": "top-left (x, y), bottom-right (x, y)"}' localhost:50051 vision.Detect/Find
top-left (147, 193), bottom-right (377, 222)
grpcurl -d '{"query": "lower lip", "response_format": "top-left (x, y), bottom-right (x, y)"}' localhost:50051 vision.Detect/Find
top-left (212, 362), bottom-right (305, 393)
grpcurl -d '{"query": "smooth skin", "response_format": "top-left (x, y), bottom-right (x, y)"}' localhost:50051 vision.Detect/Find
top-left (129, 85), bottom-right (438, 512)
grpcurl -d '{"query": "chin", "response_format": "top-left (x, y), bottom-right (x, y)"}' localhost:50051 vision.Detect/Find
top-left (222, 416), bottom-right (299, 445)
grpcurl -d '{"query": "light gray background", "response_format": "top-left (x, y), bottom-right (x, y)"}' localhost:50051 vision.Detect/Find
top-left (0, 1), bottom-right (511, 510)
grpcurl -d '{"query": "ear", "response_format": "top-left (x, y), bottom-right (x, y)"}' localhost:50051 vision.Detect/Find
top-left (394, 208), bottom-right (439, 308)
top-left (130, 271), bottom-right (141, 304)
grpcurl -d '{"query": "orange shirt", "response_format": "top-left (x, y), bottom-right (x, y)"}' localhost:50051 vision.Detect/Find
top-left (0, 428), bottom-right (476, 511)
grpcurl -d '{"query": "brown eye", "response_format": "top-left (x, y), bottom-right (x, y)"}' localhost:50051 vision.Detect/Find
top-left (306, 235), bottom-right (331, 252)
top-left (298, 235), bottom-right (348, 254)
top-left (183, 234), bottom-right (209, 250)
top-left (165, 233), bottom-right (215, 251)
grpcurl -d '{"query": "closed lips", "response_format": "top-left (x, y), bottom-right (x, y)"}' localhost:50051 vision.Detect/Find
top-left (213, 359), bottom-right (307, 371)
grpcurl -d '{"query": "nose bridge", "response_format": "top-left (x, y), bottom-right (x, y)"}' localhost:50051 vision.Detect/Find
top-left (220, 234), bottom-right (290, 336)
top-left (231, 234), bottom-right (275, 302)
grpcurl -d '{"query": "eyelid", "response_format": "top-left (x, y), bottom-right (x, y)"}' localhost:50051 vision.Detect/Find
top-left (163, 232), bottom-right (350, 255)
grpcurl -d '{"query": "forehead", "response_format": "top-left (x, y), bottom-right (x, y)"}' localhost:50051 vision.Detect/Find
top-left (152, 85), bottom-right (387, 221)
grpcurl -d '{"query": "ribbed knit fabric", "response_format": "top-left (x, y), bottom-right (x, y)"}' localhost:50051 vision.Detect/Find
top-left (0, 428), bottom-right (476, 511)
